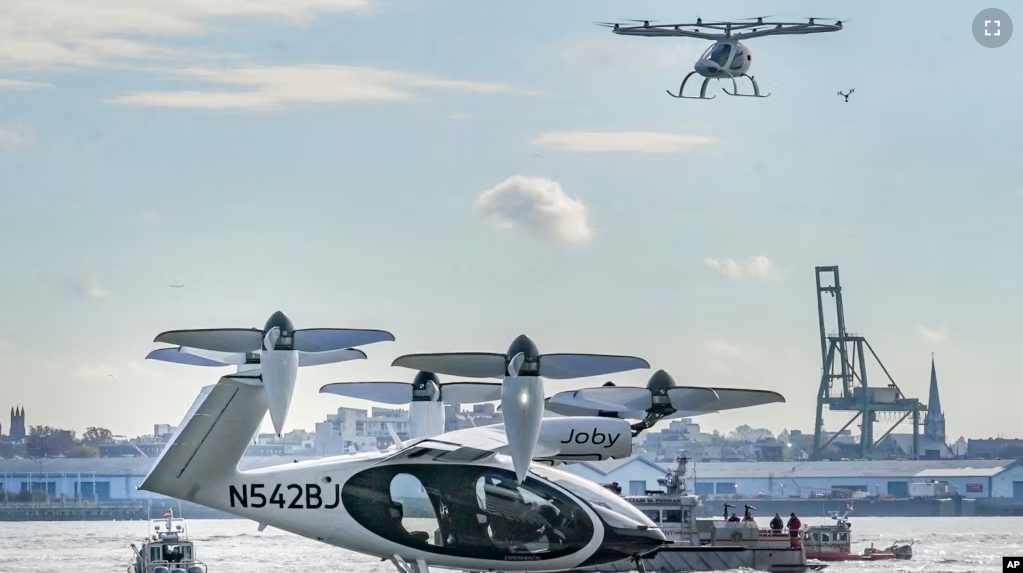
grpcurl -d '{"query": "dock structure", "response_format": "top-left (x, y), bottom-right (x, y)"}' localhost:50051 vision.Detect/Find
top-left (811, 266), bottom-right (927, 461)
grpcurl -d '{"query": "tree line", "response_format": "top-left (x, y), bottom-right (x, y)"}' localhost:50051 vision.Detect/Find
top-left (0, 426), bottom-right (115, 459)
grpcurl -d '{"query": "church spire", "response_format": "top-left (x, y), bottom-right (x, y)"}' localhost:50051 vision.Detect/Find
top-left (924, 354), bottom-right (946, 442)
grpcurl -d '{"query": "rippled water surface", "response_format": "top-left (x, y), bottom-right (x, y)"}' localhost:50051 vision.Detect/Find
top-left (2, 516), bottom-right (1021, 573)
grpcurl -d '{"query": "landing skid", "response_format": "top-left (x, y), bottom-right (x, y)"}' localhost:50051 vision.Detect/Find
top-left (721, 74), bottom-right (771, 98)
top-left (666, 71), bottom-right (714, 100)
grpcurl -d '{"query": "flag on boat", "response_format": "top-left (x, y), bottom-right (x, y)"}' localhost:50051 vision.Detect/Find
top-left (161, 509), bottom-right (173, 518)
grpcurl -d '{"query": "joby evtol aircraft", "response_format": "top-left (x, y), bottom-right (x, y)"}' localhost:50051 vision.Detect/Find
top-left (149, 311), bottom-right (395, 436)
top-left (139, 332), bottom-right (688, 573)
top-left (598, 17), bottom-right (845, 99)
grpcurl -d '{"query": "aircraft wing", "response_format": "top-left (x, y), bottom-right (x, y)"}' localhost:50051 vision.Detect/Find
top-left (379, 416), bottom-right (633, 466)
top-left (545, 388), bottom-right (784, 420)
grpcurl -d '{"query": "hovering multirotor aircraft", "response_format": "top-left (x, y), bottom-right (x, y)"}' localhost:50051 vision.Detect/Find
top-left (389, 334), bottom-right (650, 483)
top-left (545, 369), bottom-right (785, 435)
top-left (598, 17), bottom-right (845, 99)
top-left (320, 371), bottom-right (503, 440)
top-left (151, 311), bottom-right (394, 437)
top-left (138, 372), bottom-right (669, 573)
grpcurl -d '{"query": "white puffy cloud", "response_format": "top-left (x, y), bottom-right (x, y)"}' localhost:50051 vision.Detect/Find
top-left (919, 325), bottom-right (949, 344)
top-left (0, 0), bottom-right (369, 70)
top-left (0, 127), bottom-right (35, 149)
top-left (703, 256), bottom-right (776, 281)
top-left (107, 65), bottom-right (517, 110)
top-left (0, 78), bottom-right (51, 90)
top-left (532, 131), bottom-right (713, 154)
top-left (473, 176), bottom-right (593, 245)
top-left (75, 275), bottom-right (109, 300)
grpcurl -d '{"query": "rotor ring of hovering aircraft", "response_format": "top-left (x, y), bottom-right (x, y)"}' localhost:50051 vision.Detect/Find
top-left (142, 310), bottom-right (785, 573)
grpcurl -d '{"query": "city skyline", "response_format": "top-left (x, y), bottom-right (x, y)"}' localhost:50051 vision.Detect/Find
top-left (1, 0), bottom-right (1019, 439)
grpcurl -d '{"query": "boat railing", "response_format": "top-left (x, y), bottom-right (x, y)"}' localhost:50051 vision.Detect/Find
top-left (127, 559), bottom-right (207, 573)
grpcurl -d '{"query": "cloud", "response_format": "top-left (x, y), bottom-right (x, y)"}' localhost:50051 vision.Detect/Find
top-left (0, 78), bottom-right (51, 90)
top-left (703, 256), bottom-right (777, 281)
top-left (473, 176), bottom-right (593, 245)
top-left (0, 0), bottom-right (370, 71)
top-left (532, 131), bottom-right (713, 154)
top-left (919, 325), bottom-right (949, 344)
top-left (703, 339), bottom-right (765, 375)
top-left (559, 35), bottom-right (705, 74)
top-left (75, 275), bottom-right (109, 300)
top-left (0, 127), bottom-right (35, 149)
top-left (106, 65), bottom-right (519, 110)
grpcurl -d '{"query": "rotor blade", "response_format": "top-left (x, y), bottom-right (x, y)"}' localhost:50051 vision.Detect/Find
top-left (551, 387), bottom-right (654, 413)
top-left (319, 382), bottom-right (413, 404)
top-left (297, 348), bottom-right (367, 367)
top-left (392, 352), bottom-right (507, 378)
top-left (538, 354), bottom-right (650, 379)
top-left (293, 328), bottom-right (395, 352)
top-left (440, 382), bottom-right (503, 404)
top-left (705, 388), bottom-right (786, 411)
top-left (145, 348), bottom-right (228, 367)
top-left (179, 346), bottom-right (247, 365)
top-left (666, 387), bottom-right (722, 411)
top-left (154, 328), bottom-right (262, 353)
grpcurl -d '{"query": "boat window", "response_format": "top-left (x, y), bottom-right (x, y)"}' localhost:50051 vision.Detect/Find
top-left (809, 532), bottom-right (819, 541)
top-left (820, 532), bottom-right (831, 542)
top-left (641, 510), bottom-right (661, 522)
top-left (529, 464), bottom-right (657, 528)
top-left (663, 509), bottom-right (682, 523)
top-left (706, 43), bottom-right (732, 66)
top-left (342, 463), bottom-right (595, 561)
top-left (682, 510), bottom-right (691, 526)
top-left (836, 532), bottom-right (848, 542)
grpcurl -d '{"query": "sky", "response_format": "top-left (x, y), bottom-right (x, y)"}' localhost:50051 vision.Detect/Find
top-left (0, 0), bottom-right (1020, 442)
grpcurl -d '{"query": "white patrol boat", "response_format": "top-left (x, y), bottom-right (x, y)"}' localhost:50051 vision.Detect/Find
top-left (568, 453), bottom-right (823, 573)
top-left (128, 509), bottom-right (208, 573)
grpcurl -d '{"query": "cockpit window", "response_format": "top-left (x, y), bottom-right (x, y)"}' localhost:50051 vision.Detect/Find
top-left (705, 43), bottom-right (733, 66)
top-left (342, 463), bottom-right (595, 561)
top-left (529, 465), bottom-right (657, 529)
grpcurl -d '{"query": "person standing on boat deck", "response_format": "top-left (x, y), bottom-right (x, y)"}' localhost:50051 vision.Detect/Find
top-left (728, 513), bottom-right (741, 522)
top-left (742, 504), bottom-right (755, 523)
top-left (770, 513), bottom-right (784, 533)
top-left (787, 512), bottom-right (802, 538)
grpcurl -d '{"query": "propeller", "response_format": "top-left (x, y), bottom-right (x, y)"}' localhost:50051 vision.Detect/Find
top-left (321, 372), bottom-right (502, 440)
top-left (147, 346), bottom-right (368, 368)
top-left (152, 311), bottom-right (394, 438)
top-left (545, 370), bottom-right (785, 436)
top-left (320, 371), bottom-right (502, 405)
top-left (154, 310), bottom-right (395, 354)
top-left (392, 334), bottom-right (650, 483)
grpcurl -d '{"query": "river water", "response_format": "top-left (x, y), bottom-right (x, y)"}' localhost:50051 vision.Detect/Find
top-left (1, 516), bottom-right (1020, 573)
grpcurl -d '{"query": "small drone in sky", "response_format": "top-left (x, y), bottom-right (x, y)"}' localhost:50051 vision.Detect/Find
top-left (838, 88), bottom-right (854, 102)
top-left (598, 16), bottom-right (846, 100)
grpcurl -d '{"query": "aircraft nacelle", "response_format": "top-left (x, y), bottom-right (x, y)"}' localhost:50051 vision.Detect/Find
top-left (694, 40), bottom-right (751, 78)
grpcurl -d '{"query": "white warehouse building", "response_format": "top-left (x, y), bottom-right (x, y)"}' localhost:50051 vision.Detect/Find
top-left (561, 458), bottom-right (1023, 500)
top-left (1, 456), bottom-right (1021, 502)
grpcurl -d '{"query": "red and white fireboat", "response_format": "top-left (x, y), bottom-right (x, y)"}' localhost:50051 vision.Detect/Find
top-left (801, 504), bottom-right (913, 562)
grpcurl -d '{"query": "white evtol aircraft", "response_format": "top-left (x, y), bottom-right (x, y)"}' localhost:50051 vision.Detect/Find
top-left (388, 334), bottom-right (650, 483)
top-left (545, 369), bottom-right (786, 435)
top-left (320, 371), bottom-right (502, 440)
top-left (138, 371), bottom-right (668, 573)
top-left (151, 311), bottom-right (395, 437)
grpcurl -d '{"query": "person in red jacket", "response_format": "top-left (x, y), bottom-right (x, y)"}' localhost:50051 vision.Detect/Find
top-left (786, 513), bottom-right (802, 538)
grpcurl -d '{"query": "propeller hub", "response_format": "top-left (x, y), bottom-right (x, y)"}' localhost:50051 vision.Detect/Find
top-left (647, 369), bottom-right (677, 394)
top-left (507, 334), bottom-right (540, 361)
top-left (412, 371), bottom-right (442, 402)
top-left (264, 311), bottom-right (295, 336)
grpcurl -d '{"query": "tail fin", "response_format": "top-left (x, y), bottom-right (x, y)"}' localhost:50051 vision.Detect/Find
top-left (138, 371), bottom-right (267, 502)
